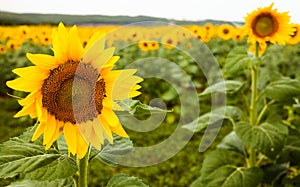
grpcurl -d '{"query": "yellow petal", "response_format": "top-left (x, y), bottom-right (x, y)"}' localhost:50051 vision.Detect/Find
top-left (84, 32), bottom-right (105, 54)
top-left (39, 107), bottom-right (48, 123)
top-left (52, 29), bottom-right (65, 62)
top-left (45, 122), bottom-right (61, 150)
top-left (7, 78), bottom-right (42, 92)
top-left (78, 121), bottom-right (101, 150)
top-left (129, 90), bottom-right (141, 98)
top-left (102, 69), bottom-right (137, 83)
top-left (52, 23), bottom-right (69, 62)
top-left (43, 114), bottom-right (57, 148)
top-left (26, 53), bottom-right (58, 70)
top-left (110, 122), bottom-right (129, 138)
top-left (57, 22), bottom-right (69, 50)
top-left (101, 107), bottom-right (120, 127)
top-left (35, 99), bottom-right (42, 120)
top-left (76, 127), bottom-right (88, 159)
top-left (103, 98), bottom-right (124, 111)
top-left (77, 121), bottom-right (90, 142)
top-left (13, 66), bottom-right (49, 81)
top-left (103, 56), bottom-right (120, 67)
top-left (32, 123), bottom-right (45, 141)
top-left (69, 26), bottom-right (84, 62)
top-left (29, 111), bottom-right (37, 118)
top-left (92, 117), bottom-right (104, 145)
top-left (82, 36), bottom-right (106, 63)
top-left (91, 47), bottom-right (115, 70)
top-left (63, 122), bottom-right (77, 155)
top-left (18, 90), bottom-right (40, 106)
top-left (98, 116), bottom-right (113, 144)
top-left (14, 100), bottom-right (36, 118)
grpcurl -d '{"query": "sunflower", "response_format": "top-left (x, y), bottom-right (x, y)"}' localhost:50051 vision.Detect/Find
top-left (161, 34), bottom-right (178, 50)
top-left (217, 24), bottom-right (234, 40)
top-left (244, 3), bottom-right (294, 45)
top-left (6, 23), bottom-right (143, 159)
top-left (287, 24), bottom-right (300, 45)
top-left (138, 40), bottom-right (159, 51)
top-left (0, 44), bottom-right (6, 54)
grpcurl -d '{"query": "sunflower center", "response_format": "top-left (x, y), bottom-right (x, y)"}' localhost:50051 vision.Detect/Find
top-left (252, 14), bottom-right (278, 37)
top-left (42, 61), bottom-right (106, 124)
top-left (223, 29), bottom-right (229, 34)
top-left (291, 27), bottom-right (298, 38)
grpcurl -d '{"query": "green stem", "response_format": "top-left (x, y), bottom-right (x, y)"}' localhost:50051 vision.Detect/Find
top-left (248, 42), bottom-right (259, 167)
top-left (73, 174), bottom-right (79, 187)
top-left (77, 149), bottom-right (90, 187)
top-left (256, 100), bottom-right (275, 125)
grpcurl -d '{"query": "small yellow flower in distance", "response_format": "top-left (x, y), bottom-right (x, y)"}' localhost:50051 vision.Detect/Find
top-left (217, 24), bottom-right (234, 40)
top-left (287, 24), bottom-right (300, 45)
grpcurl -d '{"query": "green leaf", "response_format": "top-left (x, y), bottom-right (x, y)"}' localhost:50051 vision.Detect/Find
top-left (277, 128), bottom-right (300, 166)
top-left (217, 131), bottom-right (247, 157)
top-left (107, 174), bottom-right (148, 187)
top-left (161, 87), bottom-right (177, 101)
top-left (190, 177), bottom-right (205, 187)
top-left (57, 135), bottom-right (68, 155)
top-left (265, 77), bottom-right (300, 102)
top-left (117, 99), bottom-right (171, 116)
top-left (261, 164), bottom-right (289, 186)
top-left (92, 135), bottom-right (133, 167)
top-left (0, 131), bottom-right (77, 181)
top-left (200, 149), bottom-right (262, 187)
top-left (223, 46), bottom-right (251, 78)
top-left (7, 178), bottom-right (73, 187)
top-left (199, 80), bottom-right (244, 96)
top-left (183, 106), bottom-right (242, 132)
top-left (235, 121), bottom-right (288, 159)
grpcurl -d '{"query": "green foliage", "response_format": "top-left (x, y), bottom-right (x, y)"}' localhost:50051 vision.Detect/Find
top-left (193, 149), bottom-right (263, 187)
top-left (182, 106), bottom-right (243, 132)
top-left (186, 41), bottom-right (300, 186)
top-left (223, 46), bottom-right (251, 78)
top-left (235, 121), bottom-right (288, 159)
top-left (199, 80), bottom-right (244, 96)
top-left (217, 131), bottom-right (247, 156)
top-left (0, 130), bottom-right (77, 182)
top-left (7, 179), bottom-right (73, 187)
top-left (265, 77), bottom-right (300, 102)
top-left (91, 135), bottom-right (133, 167)
top-left (107, 174), bottom-right (148, 187)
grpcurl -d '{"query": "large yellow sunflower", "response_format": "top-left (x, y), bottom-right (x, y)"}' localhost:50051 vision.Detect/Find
top-left (244, 3), bottom-right (294, 45)
top-left (6, 23), bottom-right (143, 159)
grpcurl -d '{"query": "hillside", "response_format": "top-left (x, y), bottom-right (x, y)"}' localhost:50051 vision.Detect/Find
top-left (0, 11), bottom-right (240, 25)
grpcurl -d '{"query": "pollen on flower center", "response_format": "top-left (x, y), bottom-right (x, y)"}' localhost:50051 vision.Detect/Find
top-left (41, 61), bottom-right (106, 124)
top-left (252, 14), bottom-right (278, 37)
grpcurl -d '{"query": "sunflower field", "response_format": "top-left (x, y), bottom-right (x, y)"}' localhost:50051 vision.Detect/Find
top-left (1, 3), bottom-right (300, 187)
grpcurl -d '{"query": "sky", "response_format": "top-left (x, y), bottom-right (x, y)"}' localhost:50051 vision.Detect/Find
top-left (1, 0), bottom-right (300, 23)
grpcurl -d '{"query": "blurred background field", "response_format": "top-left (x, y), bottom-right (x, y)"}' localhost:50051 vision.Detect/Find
top-left (1, 13), bottom-right (300, 186)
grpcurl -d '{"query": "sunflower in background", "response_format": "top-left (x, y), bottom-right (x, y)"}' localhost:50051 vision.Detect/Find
top-left (0, 44), bottom-right (6, 54)
top-left (287, 24), bottom-right (300, 45)
top-left (217, 24), bottom-right (234, 40)
top-left (161, 33), bottom-right (178, 50)
top-left (6, 23), bottom-right (143, 159)
top-left (138, 40), bottom-right (159, 51)
top-left (244, 2), bottom-right (294, 45)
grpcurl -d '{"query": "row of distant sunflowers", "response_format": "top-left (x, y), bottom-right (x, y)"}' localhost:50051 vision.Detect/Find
top-left (1, 22), bottom-right (300, 54)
